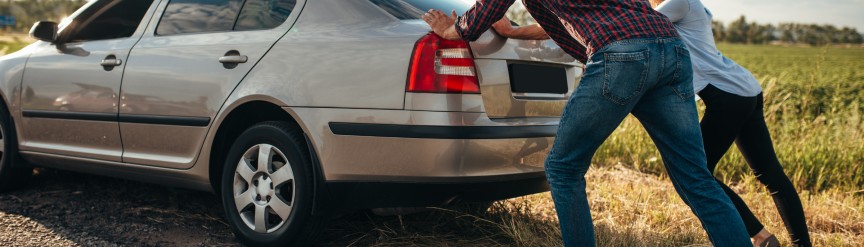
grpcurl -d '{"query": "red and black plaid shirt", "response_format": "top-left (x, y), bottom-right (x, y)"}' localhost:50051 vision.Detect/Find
top-left (455, 0), bottom-right (679, 63)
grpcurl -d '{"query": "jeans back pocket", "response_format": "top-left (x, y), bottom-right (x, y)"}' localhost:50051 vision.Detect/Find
top-left (603, 50), bottom-right (650, 105)
top-left (671, 45), bottom-right (695, 100)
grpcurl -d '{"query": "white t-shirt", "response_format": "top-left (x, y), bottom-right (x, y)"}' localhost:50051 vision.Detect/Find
top-left (655, 0), bottom-right (762, 97)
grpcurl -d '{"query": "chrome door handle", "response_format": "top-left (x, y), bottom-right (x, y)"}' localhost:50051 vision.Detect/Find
top-left (219, 55), bottom-right (248, 64)
top-left (100, 56), bottom-right (122, 67)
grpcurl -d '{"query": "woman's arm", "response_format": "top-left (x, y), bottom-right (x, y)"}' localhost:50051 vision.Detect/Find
top-left (654, 0), bottom-right (690, 23)
top-left (491, 17), bottom-right (550, 40)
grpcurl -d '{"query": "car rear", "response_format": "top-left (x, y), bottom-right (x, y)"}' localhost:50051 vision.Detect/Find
top-left (252, 0), bottom-right (582, 212)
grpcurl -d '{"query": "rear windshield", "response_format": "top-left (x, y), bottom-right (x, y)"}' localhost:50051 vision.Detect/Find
top-left (369, 0), bottom-right (473, 20)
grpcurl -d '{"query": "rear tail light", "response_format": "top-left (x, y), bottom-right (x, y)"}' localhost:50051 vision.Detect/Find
top-left (407, 33), bottom-right (480, 94)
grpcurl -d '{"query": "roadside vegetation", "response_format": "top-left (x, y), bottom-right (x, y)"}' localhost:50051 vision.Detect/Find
top-left (0, 35), bottom-right (28, 55)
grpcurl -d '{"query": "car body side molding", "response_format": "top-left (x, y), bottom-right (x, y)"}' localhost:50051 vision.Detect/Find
top-left (328, 122), bottom-right (558, 139)
top-left (22, 110), bottom-right (210, 127)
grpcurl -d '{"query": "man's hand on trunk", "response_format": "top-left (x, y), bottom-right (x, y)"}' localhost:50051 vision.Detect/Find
top-left (422, 10), bottom-right (462, 40)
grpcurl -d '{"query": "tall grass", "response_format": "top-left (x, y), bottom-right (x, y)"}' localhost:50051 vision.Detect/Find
top-left (594, 44), bottom-right (864, 192)
top-left (320, 166), bottom-right (864, 246)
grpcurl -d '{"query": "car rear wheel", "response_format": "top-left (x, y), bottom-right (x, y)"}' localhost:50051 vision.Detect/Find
top-left (220, 121), bottom-right (324, 246)
top-left (0, 104), bottom-right (31, 192)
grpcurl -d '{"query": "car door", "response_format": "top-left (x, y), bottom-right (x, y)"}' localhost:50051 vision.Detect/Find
top-left (19, 0), bottom-right (158, 161)
top-left (119, 0), bottom-right (304, 169)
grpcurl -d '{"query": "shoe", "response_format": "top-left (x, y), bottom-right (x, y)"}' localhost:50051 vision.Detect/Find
top-left (757, 235), bottom-right (780, 247)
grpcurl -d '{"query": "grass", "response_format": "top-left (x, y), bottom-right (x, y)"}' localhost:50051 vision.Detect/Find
top-left (595, 44), bottom-right (864, 192)
top-left (320, 166), bottom-right (863, 246)
top-left (0, 38), bottom-right (861, 245)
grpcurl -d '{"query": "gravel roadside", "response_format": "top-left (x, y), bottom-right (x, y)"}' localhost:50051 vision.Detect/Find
top-left (0, 169), bottom-right (239, 246)
top-left (0, 168), bottom-right (502, 246)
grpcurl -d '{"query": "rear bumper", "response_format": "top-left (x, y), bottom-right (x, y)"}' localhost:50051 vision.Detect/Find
top-left (321, 172), bottom-right (549, 211)
top-left (289, 107), bottom-right (557, 212)
top-left (290, 107), bottom-right (559, 182)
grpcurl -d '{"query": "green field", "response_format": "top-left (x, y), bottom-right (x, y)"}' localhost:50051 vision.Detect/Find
top-left (595, 44), bottom-right (864, 192)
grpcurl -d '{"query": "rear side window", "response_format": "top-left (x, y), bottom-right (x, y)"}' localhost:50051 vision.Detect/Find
top-left (235, 0), bottom-right (297, 31)
top-left (369, 0), bottom-right (472, 20)
top-left (157, 0), bottom-right (243, 35)
top-left (156, 0), bottom-right (298, 35)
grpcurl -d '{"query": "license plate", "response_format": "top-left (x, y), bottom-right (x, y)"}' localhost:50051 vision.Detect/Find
top-left (508, 63), bottom-right (568, 94)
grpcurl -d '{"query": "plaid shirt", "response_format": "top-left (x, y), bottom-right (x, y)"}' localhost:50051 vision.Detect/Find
top-left (455, 0), bottom-right (679, 63)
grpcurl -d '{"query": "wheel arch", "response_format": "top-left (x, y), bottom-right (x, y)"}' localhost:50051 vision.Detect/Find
top-left (208, 100), bottom-right (315, 194)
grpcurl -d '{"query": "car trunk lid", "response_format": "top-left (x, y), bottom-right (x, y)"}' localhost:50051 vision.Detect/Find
top-left (469, 31), bottom-right (582, 118)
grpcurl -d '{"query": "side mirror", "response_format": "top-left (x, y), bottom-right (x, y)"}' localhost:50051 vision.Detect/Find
top-left (29, 21), bottom-right (59, 42)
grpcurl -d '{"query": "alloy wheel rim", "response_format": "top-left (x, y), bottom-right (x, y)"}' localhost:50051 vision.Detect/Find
top-left (233, 144), bottom-right (295, 233)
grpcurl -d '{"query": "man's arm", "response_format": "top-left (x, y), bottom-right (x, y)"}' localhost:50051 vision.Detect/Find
top-left (423, 11), bottom-right (549, 41)
top-left (491, 17), bottom-right (549, 40)
top-left (422, 0), bottom-right (516, 41)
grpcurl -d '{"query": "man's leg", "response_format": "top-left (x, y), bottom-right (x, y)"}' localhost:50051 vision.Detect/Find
top-left (545, 78), bottom-right (634, 247)
top-left (545, 43), bottom-right (649, 246)
top-left (629, 41), bottom-right (750, 246)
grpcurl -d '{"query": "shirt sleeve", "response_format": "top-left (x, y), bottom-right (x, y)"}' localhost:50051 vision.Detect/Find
top-left (654, 0), bottom-right (690, 23)
top-left (455, 0), bottom-right (516, 41)
top-left (524, 3), bottom-right (588, 63)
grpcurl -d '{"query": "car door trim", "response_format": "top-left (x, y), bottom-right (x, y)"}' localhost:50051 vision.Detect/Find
top-left (118, 114), bottom-right (210, 127)
top-left (328, 122), bottom-right (558, 139)
top-left (22, 110), bottom-right (118, 122)
top-left (22, 110), bottom-right (210, 127)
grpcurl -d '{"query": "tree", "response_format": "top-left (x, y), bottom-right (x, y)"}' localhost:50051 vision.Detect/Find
top-left (726, 16), bottom-right (749, 43)
top-left (716, 16), bottom-right (862, 45)
top-left (711, 21), bottom-right (726, 41)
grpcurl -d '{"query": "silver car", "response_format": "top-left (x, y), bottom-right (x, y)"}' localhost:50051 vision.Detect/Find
top-left (0, 0), bottom-right (580, 245)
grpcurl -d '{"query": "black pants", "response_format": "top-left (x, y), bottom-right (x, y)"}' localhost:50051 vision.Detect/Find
top-left (698, 84), bottom-right (811, 246)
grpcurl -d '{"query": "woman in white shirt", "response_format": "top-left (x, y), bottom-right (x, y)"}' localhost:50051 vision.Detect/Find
top-left (650, 0), bottom-right (811, 246)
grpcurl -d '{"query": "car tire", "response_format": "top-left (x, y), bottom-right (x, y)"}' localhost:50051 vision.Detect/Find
top-left (220, 121), bottom-right (324, 246)
top-left (0, 103), bottom-right (31, 192)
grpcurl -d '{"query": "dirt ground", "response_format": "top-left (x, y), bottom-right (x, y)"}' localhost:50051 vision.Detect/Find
top-left (0, 169), bottom-right (239, 246)
top-left (0, 168), bottom-right (504, 247)
top-left (0, 168), bottom-right (386, 246)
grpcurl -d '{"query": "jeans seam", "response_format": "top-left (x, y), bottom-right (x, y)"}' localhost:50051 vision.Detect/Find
top-left (671, 46), bottom-right (695, 100)
top-left (659, 44), bottom-right (666, 83)
top-left (666, 168), bottom-right (719, 244)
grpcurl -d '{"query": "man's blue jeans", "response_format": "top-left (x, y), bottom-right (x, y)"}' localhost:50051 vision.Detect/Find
top-left (544, 37), bottom-right (750, 246)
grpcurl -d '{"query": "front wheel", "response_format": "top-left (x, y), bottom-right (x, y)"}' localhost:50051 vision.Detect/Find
top-left (0, 103), bottom-right (31, 192)
top-left (220, 121), bottom-right (324, 246)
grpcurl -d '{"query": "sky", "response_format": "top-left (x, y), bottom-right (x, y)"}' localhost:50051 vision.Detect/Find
top-left (701, 0), bottom-right (864, 31)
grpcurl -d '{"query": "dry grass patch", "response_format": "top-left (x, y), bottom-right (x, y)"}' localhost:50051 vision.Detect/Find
top-left (319, 165), bottom-right (863, 246)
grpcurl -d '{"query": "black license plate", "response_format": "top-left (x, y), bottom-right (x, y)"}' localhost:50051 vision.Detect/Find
top-left (508, 63), bottom-right (568, 94)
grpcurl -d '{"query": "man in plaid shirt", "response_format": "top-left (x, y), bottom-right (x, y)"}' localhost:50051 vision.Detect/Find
top-left (423, 1), bottom-right (750, 246)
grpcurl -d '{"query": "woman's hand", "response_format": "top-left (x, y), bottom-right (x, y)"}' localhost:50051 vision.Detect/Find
top-left (422, 10), bottom-right (462, 40)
